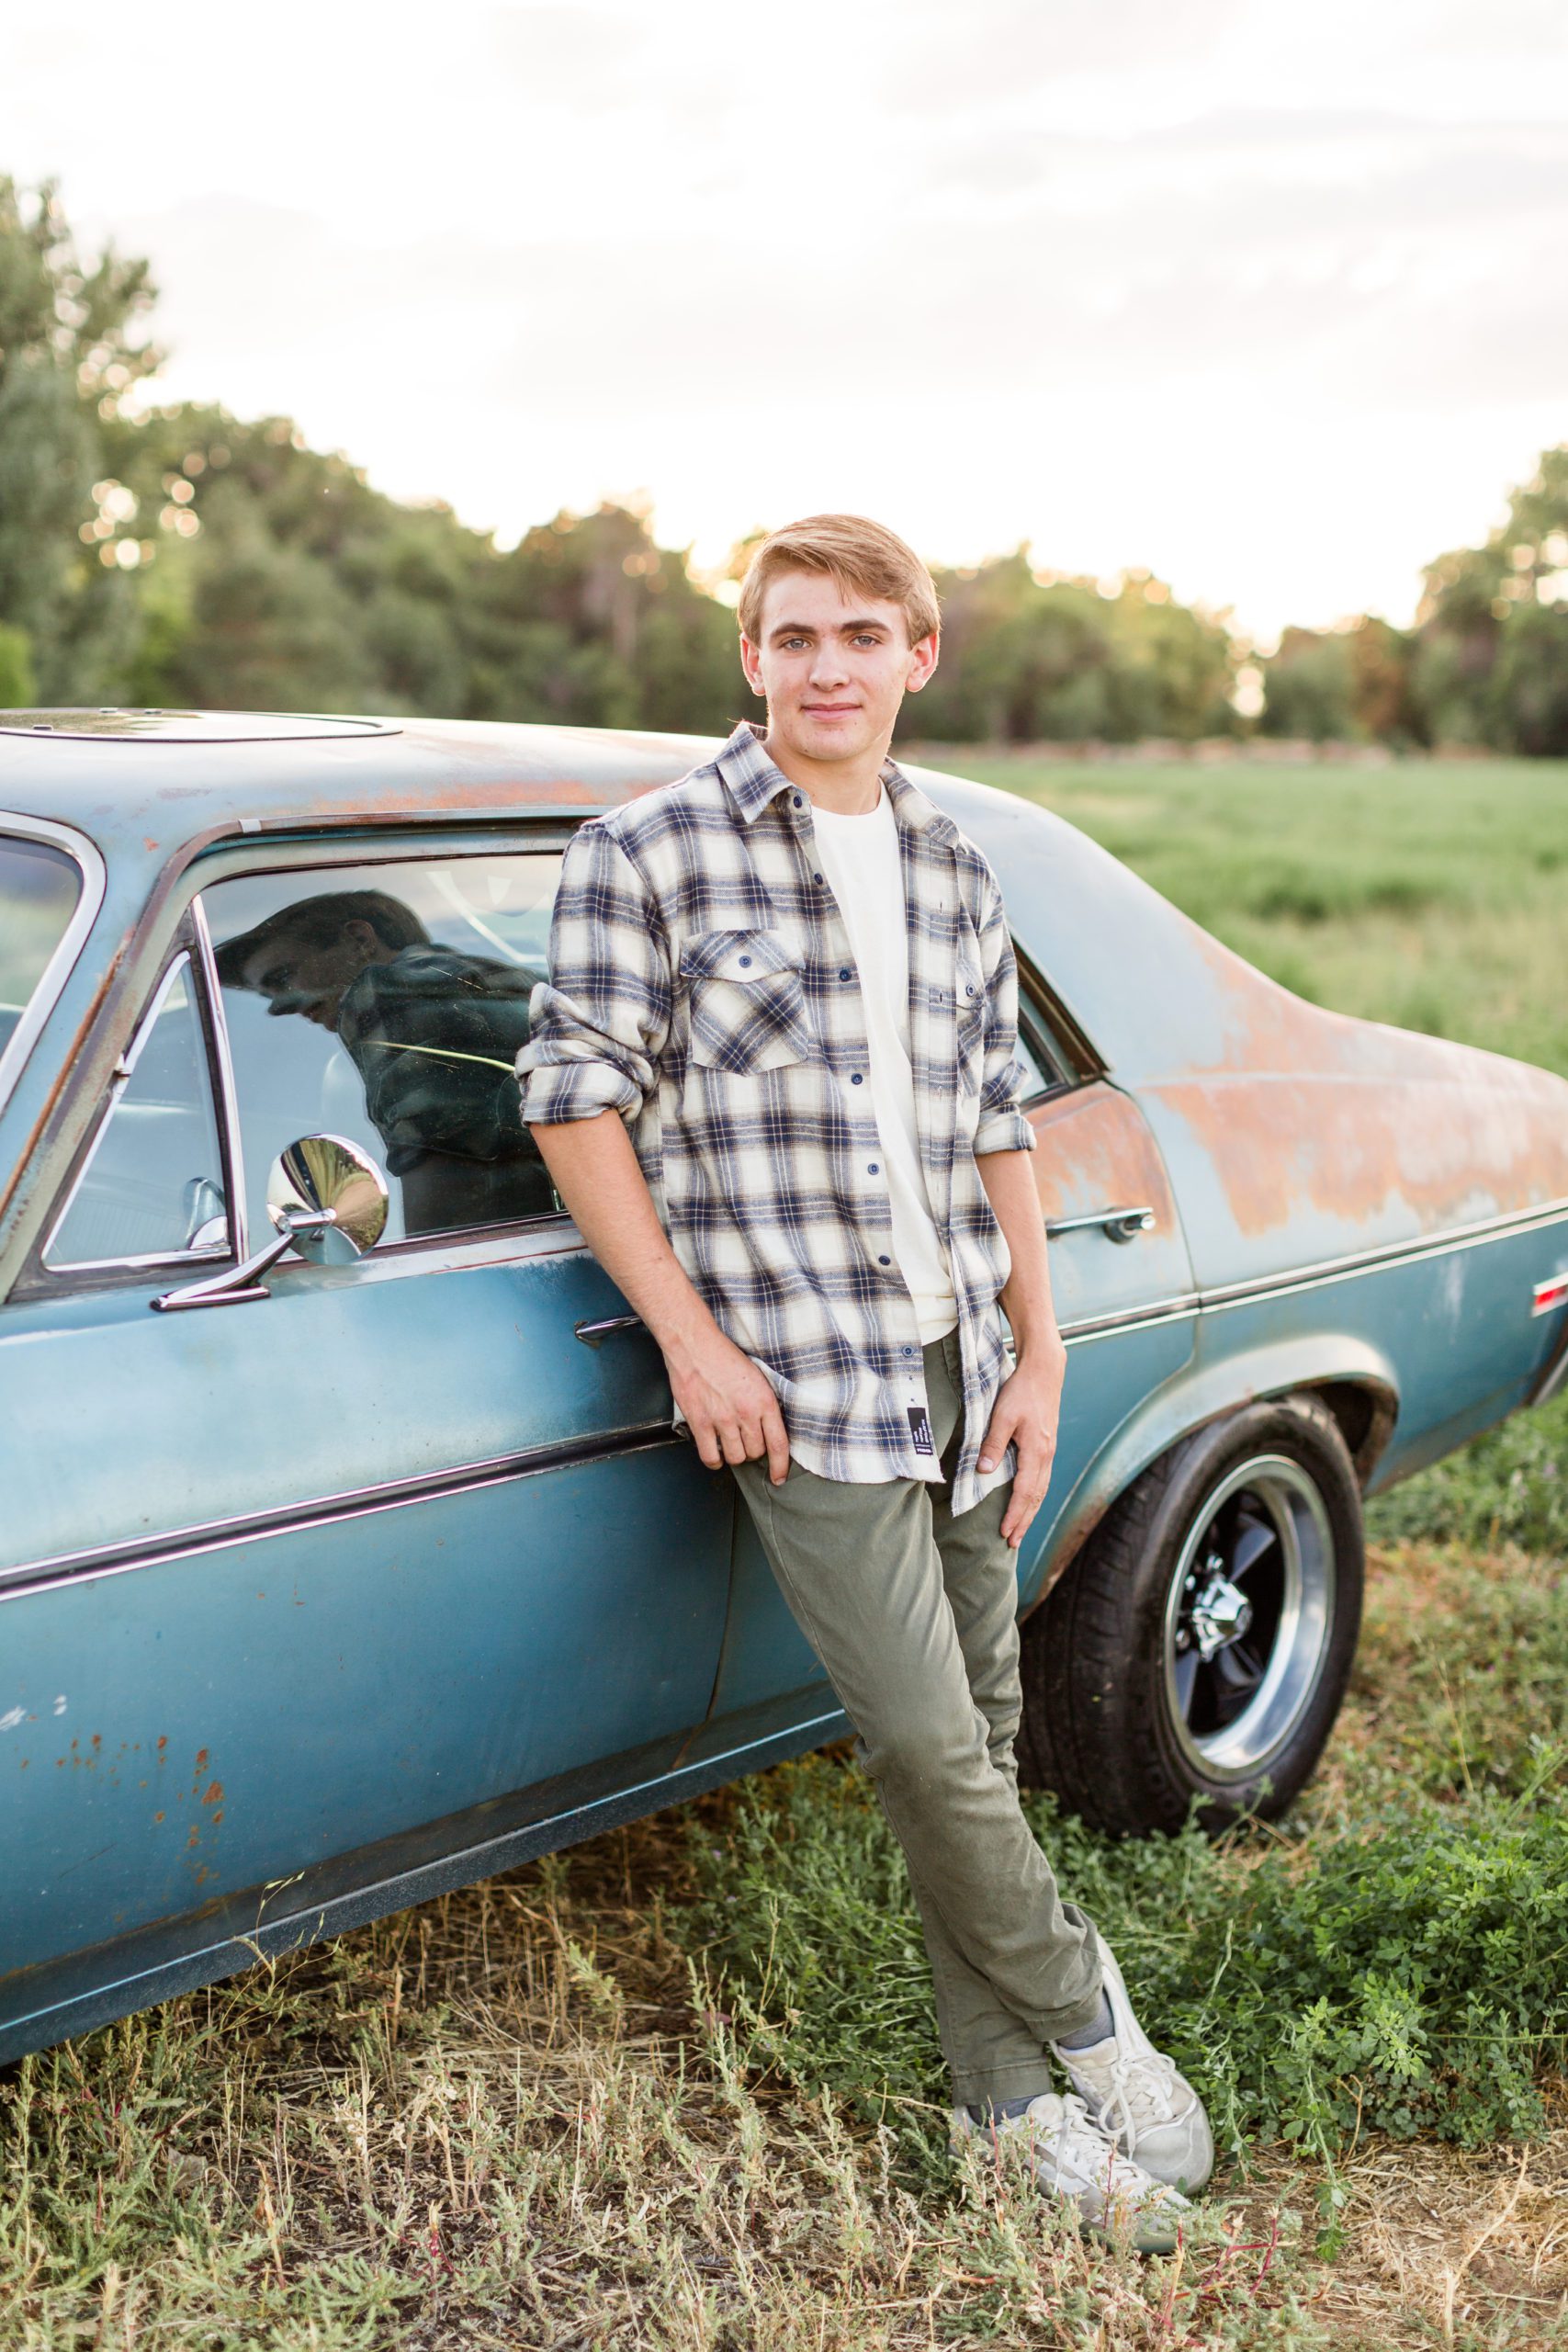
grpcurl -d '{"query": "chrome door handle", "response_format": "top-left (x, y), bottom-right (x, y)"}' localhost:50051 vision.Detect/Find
top-left (574, 1313), bottom-right (645, 1347)
top-left (1044, 1204), bottom-right (1156, 1245)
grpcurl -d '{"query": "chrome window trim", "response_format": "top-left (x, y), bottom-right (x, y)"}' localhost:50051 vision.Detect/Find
top-left (195, 842), bottom-right (573, 1261)
top-left (189, 896), bottom-right (250, 1261)
top-left (39, 950), bottom-right (231, 1276)
top-left (0, 813), bottom-right (107, 1116)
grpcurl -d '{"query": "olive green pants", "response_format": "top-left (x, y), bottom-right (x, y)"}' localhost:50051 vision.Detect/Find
top-left (730, 1324), bottom-right (1104, 2108)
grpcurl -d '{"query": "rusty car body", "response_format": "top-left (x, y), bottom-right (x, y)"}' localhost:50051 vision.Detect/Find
top-left (3, 707), bottom-right (1566, 2065)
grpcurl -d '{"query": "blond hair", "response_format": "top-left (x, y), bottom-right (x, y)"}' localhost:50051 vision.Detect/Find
top-left (739, 514), bottom-right (941, 649)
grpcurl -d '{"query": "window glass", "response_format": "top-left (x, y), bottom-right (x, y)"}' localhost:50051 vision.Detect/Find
top-left (202, 855), bottom-right (562, 1245)
top-left (0, 835), bottom-right (81, 1068)
top-left (1013, 1023), bottom-right (1059, 1102)
top-left (45, 956), bottom-right (228, 1268)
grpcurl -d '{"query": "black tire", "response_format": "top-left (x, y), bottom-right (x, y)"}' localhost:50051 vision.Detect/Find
top-left (1016, 1395), bottom-right (1364, 1836)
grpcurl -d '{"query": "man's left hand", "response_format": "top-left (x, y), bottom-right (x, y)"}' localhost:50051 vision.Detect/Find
top-left (976, 1344), bottom-right (1066, 1549)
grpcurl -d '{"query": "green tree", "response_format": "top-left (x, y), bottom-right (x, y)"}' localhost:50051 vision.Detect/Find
top-left (0, 175), bottom-right (160, 700)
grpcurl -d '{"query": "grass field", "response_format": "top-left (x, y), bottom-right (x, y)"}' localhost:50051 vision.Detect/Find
top-left (6, 755), bottom-right (1568, 2350)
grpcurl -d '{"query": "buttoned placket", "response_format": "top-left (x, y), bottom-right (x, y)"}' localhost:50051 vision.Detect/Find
top-left (775, 778), bottom-right (943, 1478)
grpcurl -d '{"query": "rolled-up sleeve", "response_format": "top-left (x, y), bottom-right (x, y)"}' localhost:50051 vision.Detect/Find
top-left (972, 863), bottom-right (1037, 1158)
top-left (517, 818), bottom-right (671, 1127)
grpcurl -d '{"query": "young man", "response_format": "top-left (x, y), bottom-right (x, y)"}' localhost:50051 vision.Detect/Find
top-left (517, 514), bottom-right (1212, 2249)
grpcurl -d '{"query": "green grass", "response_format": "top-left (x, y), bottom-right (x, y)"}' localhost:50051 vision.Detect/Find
top-left (918, 751), bottom-right (1568, 1076)
top-left (6, 754), bottom-right (1568, 2348)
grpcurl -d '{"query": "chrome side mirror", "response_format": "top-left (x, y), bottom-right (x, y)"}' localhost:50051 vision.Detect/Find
top-left (267, 1133), bottom-right (389, 1265)
top-left (153, 1134), bottom-right (389, 1311)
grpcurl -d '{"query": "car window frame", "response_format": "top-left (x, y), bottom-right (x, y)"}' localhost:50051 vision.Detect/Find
top-left (194, 831), bottom-right (573, 1268)
top-left (1010, 933), bottom-right (1106, 1101)
top-left (0, 812), bottom-right (107, 1119)
top-left (32, 922), bottom-right (241, 1285)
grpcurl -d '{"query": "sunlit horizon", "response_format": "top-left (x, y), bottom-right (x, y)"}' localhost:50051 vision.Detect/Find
top-left (6, 0), bottom-right (1565, 648)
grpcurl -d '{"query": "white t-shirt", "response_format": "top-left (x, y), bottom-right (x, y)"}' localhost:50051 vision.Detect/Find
top-left (808, 786), bottom-right (959, 1346)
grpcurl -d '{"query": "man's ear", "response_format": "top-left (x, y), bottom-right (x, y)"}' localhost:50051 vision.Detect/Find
top-left (739, 632), bottom-right (766, 697)
top-left (342, 918), bottom-right (382, 956)
top-left (905, 630), bottom-right (940, 693)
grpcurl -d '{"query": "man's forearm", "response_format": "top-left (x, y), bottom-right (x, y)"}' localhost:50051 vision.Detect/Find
top-left (977, 1146), bottom-right (1063, 1364)
top-left (530, 1110), bottom-right (722, 1372)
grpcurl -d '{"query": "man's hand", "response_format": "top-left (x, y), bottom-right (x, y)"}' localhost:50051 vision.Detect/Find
top-left (667, 1328), bottom-right (792, 1484)
top-left (976, 1341), bottom-right (1066, 1549)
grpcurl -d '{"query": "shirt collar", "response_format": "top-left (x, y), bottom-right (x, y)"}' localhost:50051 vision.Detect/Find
top-left (715, 718), bottom-right (958, 846)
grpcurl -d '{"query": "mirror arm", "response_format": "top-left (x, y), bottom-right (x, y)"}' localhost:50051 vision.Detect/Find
top-left (151, 1209), bottom-right (337, 1313)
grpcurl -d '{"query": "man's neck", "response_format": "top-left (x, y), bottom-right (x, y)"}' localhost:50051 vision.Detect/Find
top-left (760, 725), bottom-right (890, 816)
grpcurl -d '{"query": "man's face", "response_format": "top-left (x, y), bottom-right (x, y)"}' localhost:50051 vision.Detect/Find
top-left (740, 571), bottom-right (938, 768)
top-left (240, 922), bottom-right (378, 1030)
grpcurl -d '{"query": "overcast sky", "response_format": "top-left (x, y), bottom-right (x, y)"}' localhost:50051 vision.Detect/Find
top-left (6, 0), bottom-right (1566, 642)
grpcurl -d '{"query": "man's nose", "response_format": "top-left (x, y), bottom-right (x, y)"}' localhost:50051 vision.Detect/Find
top-left (807, 641), bottom-right (850, 687)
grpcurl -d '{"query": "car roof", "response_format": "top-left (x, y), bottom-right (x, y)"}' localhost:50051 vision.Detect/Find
top-left (0, 712), bottom-right (730, 847)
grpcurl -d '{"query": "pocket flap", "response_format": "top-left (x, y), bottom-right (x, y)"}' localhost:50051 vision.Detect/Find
top-left (679, 928), bottom-right (803, 986)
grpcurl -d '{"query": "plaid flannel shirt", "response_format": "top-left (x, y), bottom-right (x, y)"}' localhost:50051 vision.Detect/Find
top-left (517, 720), bottom-right (1036, 1515)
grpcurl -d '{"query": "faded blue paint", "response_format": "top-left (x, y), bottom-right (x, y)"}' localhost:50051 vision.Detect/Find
top-left (4, 715), bottom-right (1568, 2065)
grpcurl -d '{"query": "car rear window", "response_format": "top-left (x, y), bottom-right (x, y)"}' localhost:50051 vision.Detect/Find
top-left (0, 834), bottom-right (82, 1069)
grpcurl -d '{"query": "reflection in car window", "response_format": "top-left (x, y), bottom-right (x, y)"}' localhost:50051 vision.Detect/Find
top-left (203, 856), bottom-right (563, 1244)
top-left (45, 956), bottom-right (228, 1269)
top-left (0, 835), bottom-right (81, 1068)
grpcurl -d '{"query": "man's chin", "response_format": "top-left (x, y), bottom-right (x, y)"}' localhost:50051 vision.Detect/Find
top-left (785, 714), bottom-right (878, 762)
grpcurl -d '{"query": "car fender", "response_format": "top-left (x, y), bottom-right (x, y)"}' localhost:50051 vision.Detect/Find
top-left (1022, 1330), bottom-right (1399, 1613)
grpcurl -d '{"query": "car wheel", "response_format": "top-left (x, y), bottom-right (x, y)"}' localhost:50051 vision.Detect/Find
top-left (1016, 1395), bottom-right (1364, 1836)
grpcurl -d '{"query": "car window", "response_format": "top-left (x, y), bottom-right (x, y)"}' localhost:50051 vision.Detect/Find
top-left (44, 954), bottom-right (229, 1270)
top-left (201, 854), bottom-right (563, 1246)
top-left (0, 834), bottom-right (81, 1068)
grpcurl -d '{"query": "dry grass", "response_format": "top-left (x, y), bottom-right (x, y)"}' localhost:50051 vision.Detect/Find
top-left (6, 1549), bottom-right (1568, 2351)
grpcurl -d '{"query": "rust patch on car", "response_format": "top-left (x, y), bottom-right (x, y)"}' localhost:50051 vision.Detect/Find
top-left (200, 1780), bottom-right (223, 1806)
top-left (1027, 1081), bottom-right (1180, 1233)
top-left (1149, 928), bottom-right (1568, 1237)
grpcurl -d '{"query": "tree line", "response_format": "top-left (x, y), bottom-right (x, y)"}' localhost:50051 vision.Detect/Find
top-left (3, 177), bottom-right (1565, 752)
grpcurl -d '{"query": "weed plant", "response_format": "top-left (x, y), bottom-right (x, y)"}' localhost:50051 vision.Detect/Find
top-left (5, 758), bottom-right (1568, 2346)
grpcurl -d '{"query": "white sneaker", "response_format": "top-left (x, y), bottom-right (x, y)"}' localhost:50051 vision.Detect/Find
top-left (950, 2090), bottom-right (1190, 2255)
top-left (1051, 1931), bottom-right (1215, 2193)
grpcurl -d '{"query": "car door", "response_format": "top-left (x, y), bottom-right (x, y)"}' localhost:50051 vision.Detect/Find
top-left (695, 948), bottom-right (1198, 1753)
top-left (0, 837), bottom-right (733, 2050)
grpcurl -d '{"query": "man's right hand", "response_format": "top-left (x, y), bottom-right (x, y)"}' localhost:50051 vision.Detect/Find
top-left (667, 1329), bottom-right (792, 1485)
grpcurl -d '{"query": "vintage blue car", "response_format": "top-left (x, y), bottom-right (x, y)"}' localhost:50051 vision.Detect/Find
top-left (4, 708), bottom-right (1567, 2067)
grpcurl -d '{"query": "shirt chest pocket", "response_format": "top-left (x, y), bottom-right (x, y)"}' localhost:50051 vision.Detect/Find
top-left (680, 928), bottom-right (816, 1075)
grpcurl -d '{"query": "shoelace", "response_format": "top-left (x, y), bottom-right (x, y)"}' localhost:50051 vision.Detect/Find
top-left (1049, 2095), bottom-right (1174, 2205)
top-left (1093, 2046), bottom-right (1180, 2151)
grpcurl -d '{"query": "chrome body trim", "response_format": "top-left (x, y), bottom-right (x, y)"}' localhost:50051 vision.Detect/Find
top-left (1056, 1193), bottom-right (1568, 1342)
top-left (0, 812), bottom-right (107, 1116)
top-left (0, 1419), bottom-right (684, 1600)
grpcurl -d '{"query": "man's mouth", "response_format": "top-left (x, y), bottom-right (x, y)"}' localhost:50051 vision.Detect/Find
top-left (801, 702), bottom-right (861, 718)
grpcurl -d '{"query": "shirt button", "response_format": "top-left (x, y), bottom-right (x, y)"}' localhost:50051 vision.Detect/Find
top-left (965, 983), bottom-right (976, 997)
top-left (878, 1254), bottom-right (892, 1266)
top-left (839, 967), bottom-right (851, 980)
top-left (793, 794), bottom-right (804, 808)
top-left (902, 1345), bottom-right (914, 1356)
top-left (868, 1162), bottom-right (879, 1173)
top-left (739, 955), bottom-right (752, 967)
top-left (813, 871), bottom-right (824, 884)
top-left (851, 1072), bottom-right (863, 1084)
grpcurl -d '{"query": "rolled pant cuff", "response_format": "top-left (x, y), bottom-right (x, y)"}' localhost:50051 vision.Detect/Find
top-left (951, 2061), bottom-right (1057, 2110)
